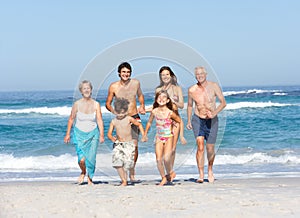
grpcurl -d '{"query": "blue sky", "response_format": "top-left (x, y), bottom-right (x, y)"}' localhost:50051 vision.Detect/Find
top-left (1, 0), bottom-right (299, 91)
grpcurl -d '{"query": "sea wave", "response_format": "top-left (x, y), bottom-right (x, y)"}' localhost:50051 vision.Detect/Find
top-left (1, 152), bottom-right (299, 172)
top-left (273, 92), bottom-right (287, 96)
top-left (214, 152), bottom-right (300, 165)
top-left (1, 171), bottom-right (300, 182)
top-left (0, 106), bottom-right (72, 116)
top-left (0, 101), bottom-right (296, 116)
top-left (0, 106), bottom-right (110, 116)
top-left (225, 101), bottom-right (293, 110)
top-left (224, 89), bottom-right (282, 96)
top-left (0, 153), bottom-right (78, 171)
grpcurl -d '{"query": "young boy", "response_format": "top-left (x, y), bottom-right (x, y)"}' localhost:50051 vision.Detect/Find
top-left (107, 98), bottom-right (147, 186)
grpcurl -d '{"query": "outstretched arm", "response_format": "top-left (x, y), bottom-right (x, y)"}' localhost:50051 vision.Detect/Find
top-left (171, 112), bottom-right (187, 145)
top-left (106, 84), bottom-right (115, 114)
top-left (144, 112), bottom-right (155, 137)
top-left (208, 83), bottom-right (226, 118)
top-left (186, 89), bottom-right (193, 130)
top-left (137, 81), bottom-right (145, 114)
top-left (172, 86), bottom-right (184, 109)
top-left (64, 102), bottom-right (77, 144)
top-left (95, 101), bottom-right (105, 143)
top-left (107, 121), bottom-right (116, 143)
top-left (145, 106), bottom-right (153, 113)
top-left (130, 117), bottom-right (147, 142)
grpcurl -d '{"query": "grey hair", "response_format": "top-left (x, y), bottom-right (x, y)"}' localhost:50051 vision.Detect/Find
top-left (194, 66), bottom-right (207, 74)
top-left (79, 80), bottom-right (93, 91)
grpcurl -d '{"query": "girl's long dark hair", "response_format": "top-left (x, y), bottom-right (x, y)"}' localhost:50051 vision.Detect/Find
top-left (153, 90), bottom-right (173, 111)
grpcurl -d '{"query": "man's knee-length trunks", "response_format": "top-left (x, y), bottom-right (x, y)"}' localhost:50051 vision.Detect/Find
top-left (191, 114), bottom-right (218, 144)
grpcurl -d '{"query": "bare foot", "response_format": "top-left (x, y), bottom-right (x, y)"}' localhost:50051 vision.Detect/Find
top-left (87, 177), bottom-right (94, 185)
top-left (208, 171), bottom-right (215, 183)
top-left (166, 171), bottom-right (176, 182)
top-left (166, 174), bottom-right (171, 182)
top-left (129, 168), bottom-right (136, 181)
top-left (78, 173), bottom-right (85, 184)
top-left (196, 178), bottom-right (204, 183)
top-left (120, 180), bottom-right (127, 186)
top-left (130, 174), bottom-right (141, 183)
top-left (158, 177), bottom-right (168, 186)
top-left (130, 177), bottom-right (136, 182)
top-left (169, 171), bottom-right (176, 182)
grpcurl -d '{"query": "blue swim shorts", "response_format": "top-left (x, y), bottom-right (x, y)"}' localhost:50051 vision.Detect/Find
top-left (191, 114), bottom-right (218, 144)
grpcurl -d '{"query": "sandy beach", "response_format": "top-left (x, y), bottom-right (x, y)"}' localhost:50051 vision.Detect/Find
top-left (1, 177), bottom-right (299, 218)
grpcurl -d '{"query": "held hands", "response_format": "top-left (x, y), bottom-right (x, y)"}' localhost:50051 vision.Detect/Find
top-left (138, 105), bottom-right (146, 115)
top-left (111, 136), bottom-right (117, 143)
top-left (145, 106), bottom-right (153, 113)
top-left (141, 134), bottom-right (148, 142)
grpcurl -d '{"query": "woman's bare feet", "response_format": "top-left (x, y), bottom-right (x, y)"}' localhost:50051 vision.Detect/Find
top-left (87, 177), bottom-right (94, 185)
top-left (166, 171), bottom-right (177, 182)
top-left (159, 176), bottom-right (168, 186)
top-left (170, 171), bottom-right (176, 182)
top-left (208, 171), bottom-right (215, 183)
top-left (78, 173), bottom-right (85, 184)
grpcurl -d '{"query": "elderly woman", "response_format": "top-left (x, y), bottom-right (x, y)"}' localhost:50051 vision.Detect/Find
top-left (64, 80), bottom-right (104, 185)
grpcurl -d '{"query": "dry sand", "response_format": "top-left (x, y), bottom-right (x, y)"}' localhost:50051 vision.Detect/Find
top-left (1, 177), bottom-right (299, 217)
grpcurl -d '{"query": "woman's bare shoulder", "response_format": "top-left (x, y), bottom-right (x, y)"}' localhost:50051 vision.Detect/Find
top-left (73, 99), bottom-right (81, 106)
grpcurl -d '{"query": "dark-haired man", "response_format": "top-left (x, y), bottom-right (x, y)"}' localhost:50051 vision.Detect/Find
top-left (106, 62), bottom-right (145, 182)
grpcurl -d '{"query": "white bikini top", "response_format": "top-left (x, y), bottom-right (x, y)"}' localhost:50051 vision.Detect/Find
top-left (75, 101), bottom-right (97, 132)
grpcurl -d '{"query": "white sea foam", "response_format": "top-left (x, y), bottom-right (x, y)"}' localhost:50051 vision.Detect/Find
top-left (224, 89), bottom-right (282, 96)
top-left (0, 153), bottom-right (78, 171)
top-left (2, 171), bottom-right (300, 182)
top-left (1, 152), bottom-right (299, 182)
top-left (0, 106), bottom-right (72, 116)
top-left (0, 106), bottom-right (110, 116)
top-left (225, 101), bottom-right (293, 110)
top-left (214, 152), bottom-right (300, 165)
top-left (0, 100), bottom-right (295, 116)
top-left (273, 92), bottom-right (287, 96)
top-left (1, 152), bottom-right (299, 173)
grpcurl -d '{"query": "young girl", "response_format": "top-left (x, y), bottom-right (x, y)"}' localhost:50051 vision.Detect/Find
top-left (155, 66), bottom-right (186, 173)
top-left (144, 90), bottom-right (186, 186)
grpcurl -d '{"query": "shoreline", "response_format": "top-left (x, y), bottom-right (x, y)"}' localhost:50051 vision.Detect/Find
top-left (1, 177), bottom-right (299, 217)
top-left (1, 170), bottom-right (300, 183)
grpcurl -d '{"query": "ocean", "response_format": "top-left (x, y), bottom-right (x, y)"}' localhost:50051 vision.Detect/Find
top-left (0, 85), bottom-right (300, 182)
